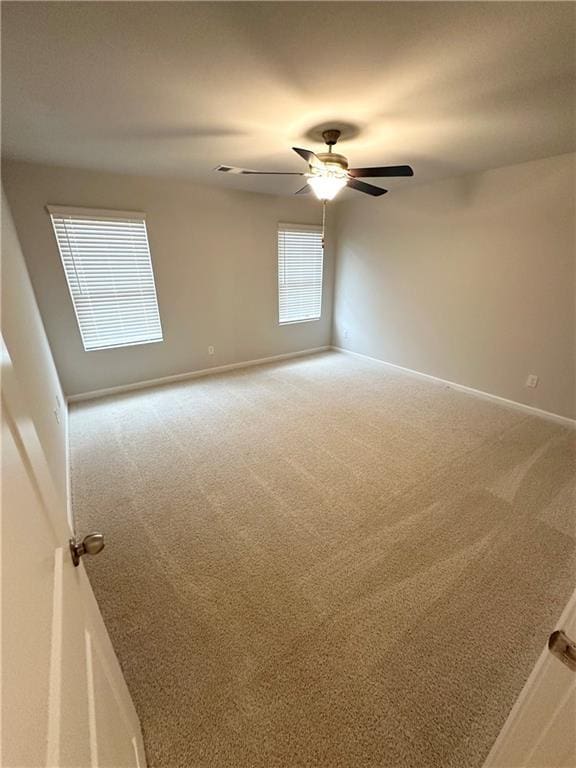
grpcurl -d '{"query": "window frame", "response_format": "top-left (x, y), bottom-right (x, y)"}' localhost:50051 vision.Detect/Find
top-left (48, 205), bottom-right (164, 352)
top-left (277, 222), bottom-right (324, 326)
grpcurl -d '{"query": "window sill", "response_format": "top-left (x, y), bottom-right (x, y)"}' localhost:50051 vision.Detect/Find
top-left (278, 318), bottom-right (321, 326)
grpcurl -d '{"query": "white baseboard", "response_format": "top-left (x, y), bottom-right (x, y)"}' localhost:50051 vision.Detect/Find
top-left (331, 346), bottom-right (576, 429)
top-left (67, 346), bottom-right (331, 403)
top-left (67, 344), bottom-right (576, 428)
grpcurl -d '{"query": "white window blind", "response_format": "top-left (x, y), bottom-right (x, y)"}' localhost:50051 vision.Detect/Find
top-left (278, 223), bottom-right (323, 324)
top-left (48, 206), bottom-right (163, 351)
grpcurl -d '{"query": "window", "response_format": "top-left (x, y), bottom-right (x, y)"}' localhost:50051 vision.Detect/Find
top-left (48, 206), bottom-right (163, 351)
top-left (277, 223), bottom-right (323, 324)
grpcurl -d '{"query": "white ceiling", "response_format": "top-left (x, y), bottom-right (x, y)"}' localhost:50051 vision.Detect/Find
top-left (2, 2), bottom-right (575, 196)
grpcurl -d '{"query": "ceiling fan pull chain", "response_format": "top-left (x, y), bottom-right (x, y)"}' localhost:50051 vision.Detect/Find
top-left (322, 200), bottom-right (327, 247)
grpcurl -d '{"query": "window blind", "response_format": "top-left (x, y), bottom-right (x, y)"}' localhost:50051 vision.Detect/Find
top-left (48, 206), bottom-right (163, 351)
top-left (278, 223), bottom-right (323, 324)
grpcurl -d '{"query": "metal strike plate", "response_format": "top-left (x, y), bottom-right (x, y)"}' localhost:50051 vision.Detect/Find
top-left (548, 629), bottom-right (576, 672)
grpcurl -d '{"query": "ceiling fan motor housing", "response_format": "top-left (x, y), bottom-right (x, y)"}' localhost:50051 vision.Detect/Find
top-left (316, 152), bottom-right (348, 171)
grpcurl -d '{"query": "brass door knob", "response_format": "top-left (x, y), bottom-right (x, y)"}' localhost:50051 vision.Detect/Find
top-left (548, 629), bottom-right (576, 672)
top-left (69, 532), bottom-right (105, 567)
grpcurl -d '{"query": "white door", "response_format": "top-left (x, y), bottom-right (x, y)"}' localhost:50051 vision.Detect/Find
top-left (1, 339), bottom-right (146, 768)
top-left (484, 590), bottom-right (576, 768)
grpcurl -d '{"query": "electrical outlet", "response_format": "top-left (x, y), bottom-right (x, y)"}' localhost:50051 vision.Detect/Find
top-left (208, 346), bottom-right (215, 355)
top-left (525, 374), bottom-right (539, 389)
top-left (343, 328), bottom-right (350, 340)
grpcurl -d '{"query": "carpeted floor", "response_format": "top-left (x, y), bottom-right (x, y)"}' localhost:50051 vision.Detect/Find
top-left (71, 351), bottom-right (576, 768)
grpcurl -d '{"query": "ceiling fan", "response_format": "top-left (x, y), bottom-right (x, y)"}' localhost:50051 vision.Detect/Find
top-left (216, 129), bottom-right (413, 201)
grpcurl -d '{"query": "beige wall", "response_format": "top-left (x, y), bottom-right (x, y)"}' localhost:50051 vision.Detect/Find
top-left (333, 153), bottom-right (576, 419)
top-left (1, 187), bottom-right (68, 502)
top-left (5, 155), bottom-right (574, 418)
top-left (3, 161), bottom-right (334, 397)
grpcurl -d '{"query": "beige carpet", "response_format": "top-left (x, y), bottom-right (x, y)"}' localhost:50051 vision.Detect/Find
top-left (71, 351), bottom-right (576, 768)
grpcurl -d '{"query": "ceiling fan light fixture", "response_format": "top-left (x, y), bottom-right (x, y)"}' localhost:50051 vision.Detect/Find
top-left (307, 172), bottom-right (347, 201)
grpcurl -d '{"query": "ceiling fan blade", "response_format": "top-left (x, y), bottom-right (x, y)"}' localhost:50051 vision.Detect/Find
top-left (294, 184), bottom-right (312, 195)
top-left (216, 165), bottom-right (304, 175)
top-left (292, 148), bottom-right (322, 167)
top-left (348, 165), bottom-right (414, 178)
top-left (347, 178), bottom-right (388, 197)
